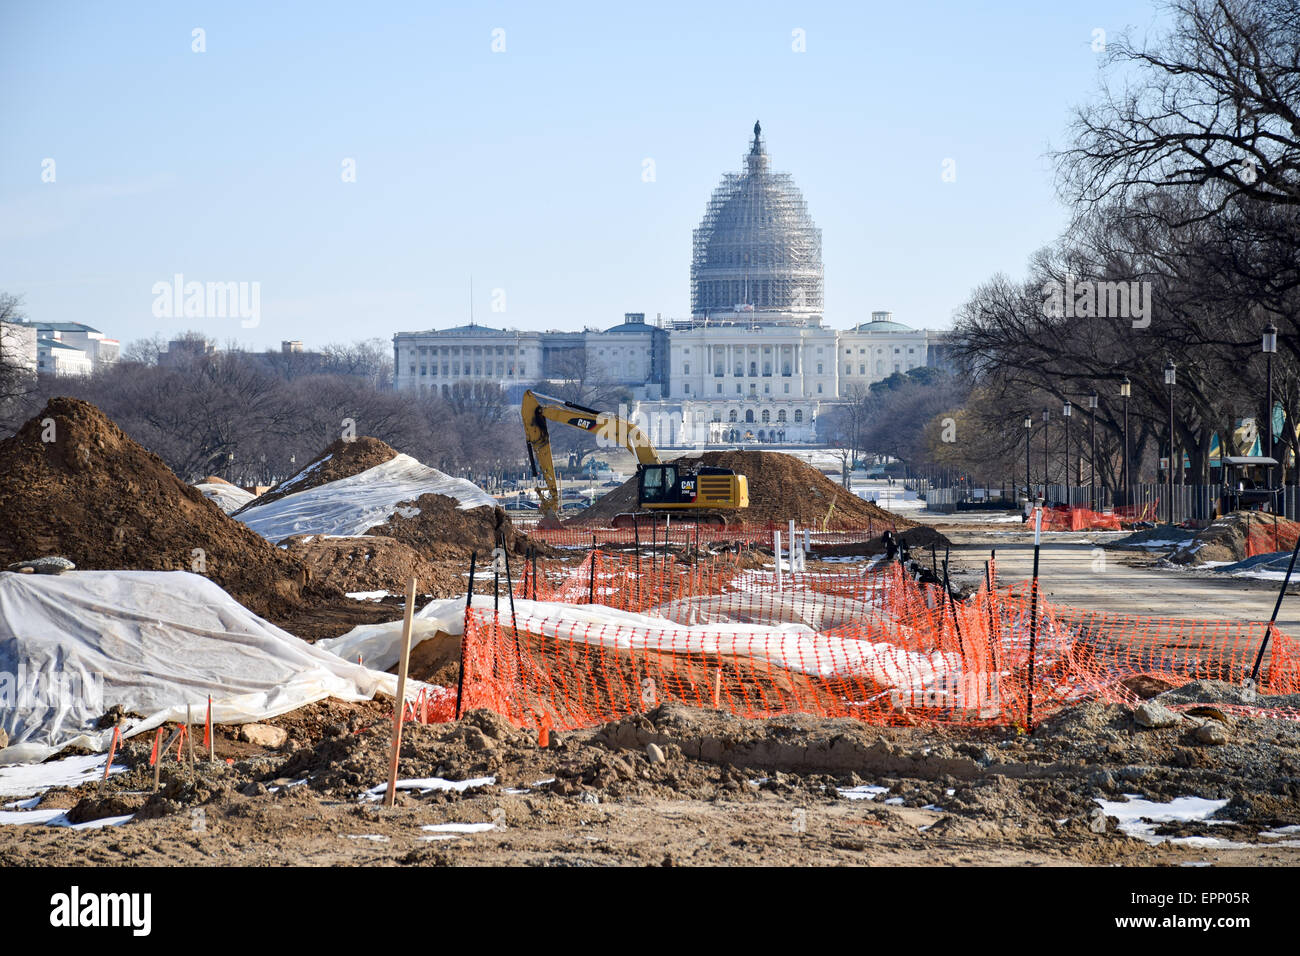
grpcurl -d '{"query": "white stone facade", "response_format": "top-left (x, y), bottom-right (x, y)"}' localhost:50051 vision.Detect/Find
top-left (392, 310), bottom-right (943, 446)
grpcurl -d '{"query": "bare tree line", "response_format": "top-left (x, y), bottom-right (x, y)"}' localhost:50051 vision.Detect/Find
top-left (0, 332), bottom-right (526, 488)
top-left (934, 0), bottom-right (1300, 494)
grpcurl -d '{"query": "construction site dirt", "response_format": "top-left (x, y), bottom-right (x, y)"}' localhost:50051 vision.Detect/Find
top-left (572, 450), bottom-right (913, 530)
top-left (3, 691), bottom-right (1298, 866)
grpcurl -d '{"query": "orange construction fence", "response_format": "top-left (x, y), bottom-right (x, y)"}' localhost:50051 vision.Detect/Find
top-left (457, 552), bottom-right (1300, 733)
top-left (1244, 516), bottom-right (1300, 558)
top-left (528, 519), bottom-right (897, 550)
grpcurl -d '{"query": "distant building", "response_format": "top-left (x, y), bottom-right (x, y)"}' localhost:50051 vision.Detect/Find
top-left (21, 321), bottom-right (120, 376)
top-left (392, 122), bottom-right (947, 446)
top-left (159, 337), bottom-right (216, 367)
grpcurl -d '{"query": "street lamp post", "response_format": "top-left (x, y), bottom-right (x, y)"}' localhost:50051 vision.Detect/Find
top-left (1042, 407), bottom-right (1051, 501)
top-left (1264, 322), bottom-right (1278, 514)
top-left (1120, 376), bottom-right (1132, 509)
top-left (1164, 360), bottom-right (1177, 525)
top-left (1088, 391), bottom-right (1098, 511)
top-left (1063, 400), bottom-right (1073, 507)
top-left (1024, 414), bottom-right (1032, 503)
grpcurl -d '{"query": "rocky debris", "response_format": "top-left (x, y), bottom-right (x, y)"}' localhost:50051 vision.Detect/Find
top-left (1194, 722), bottom-right (1229, 746)
top-left (6, 556), bottom-right (75, 574)
top-left (93, 705), bottom-right (134, 730)
top-left (1134, 701), bottom-right (1181, 729)
top-left (645, 742), bottom-right (666, 764)
top-left (572, 450), bottom-right (913, 530)
top-left (240, 724), bottom-right (289, 749)
top-left (367, 493), bottom-right (539, 561)
top-left (280, 534), bottom-right (464, 598)
top-left (11, 681), bottom-right (1300, 868)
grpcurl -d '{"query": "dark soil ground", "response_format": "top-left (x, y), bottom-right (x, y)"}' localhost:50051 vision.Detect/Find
top-left (368, 494), bottom-right (541, 561)
top-left (280, 535), bottom-right (467, 597)
top-left (3, 681), bottom-right (1297, 866)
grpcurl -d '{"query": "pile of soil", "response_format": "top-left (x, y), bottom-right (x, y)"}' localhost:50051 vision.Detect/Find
top-left (0, 397), bottom-right (338, 619)
top-left (1107, 525), bottom-right (1196, 551)
top-left (1167, 511), bottom-right (1300, 566)
top-left (198, 475), bottom-right (237, 486)
top-left (240, 433), bottom-right (544, 563)
top-left (812, 525), bottom-right (951, 559)
top-left (571, 451), bottom-right (915, 530)
top-left (280, 535), bottom-right (467, 598)
top-left (368, 494), bottom-right (540, 561)
top-left (235, 436), bottom-right (398, 513)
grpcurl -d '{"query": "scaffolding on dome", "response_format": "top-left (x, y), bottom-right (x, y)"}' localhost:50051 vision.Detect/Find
top-left (690, 121), bottom-right (824, 319)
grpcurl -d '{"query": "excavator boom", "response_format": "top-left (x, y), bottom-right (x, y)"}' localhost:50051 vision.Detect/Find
top-left (521, 389), bottom-right (748, 528)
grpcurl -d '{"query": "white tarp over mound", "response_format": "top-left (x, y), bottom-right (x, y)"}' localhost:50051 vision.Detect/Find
top-left (0, 570), bottom-right (404, 765)
top-left (234, 453), bottom-right (497, 542)
top-left (320, 594), bottom-right (961, 701)
top-left (194, 481), bottom-right (258, 514)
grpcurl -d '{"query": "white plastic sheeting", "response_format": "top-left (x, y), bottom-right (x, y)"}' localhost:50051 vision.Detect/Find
top-left (193, 482), bottom-right (258, 514)
top-left (235, 454), bottom-right (497, 542)
top-left (0, 570), bottom-right (406, 765)
top-left (650, 592), bottom-right (882, 630)
top-left (320, 594), bottom-right (961, 698)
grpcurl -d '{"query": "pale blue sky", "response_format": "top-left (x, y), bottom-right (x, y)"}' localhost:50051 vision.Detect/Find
top-left (0, 0), bottom-right (1165, 349)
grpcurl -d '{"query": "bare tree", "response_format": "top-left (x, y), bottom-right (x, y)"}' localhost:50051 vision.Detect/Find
top-left (0, 293), bottom-right (36, 428)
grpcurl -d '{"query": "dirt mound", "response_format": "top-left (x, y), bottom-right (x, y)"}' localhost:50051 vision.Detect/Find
top-left (367, 494), bottom-right (540, 561)
top-left (1107, 525), bottom-right (1196, 551)
top-left (280, 535), bottom-right (467, 598)
top-left (571, 451), bottom-right (915, 530)
top-left (1167, 511), bottom-right (1300, 566)
top-left (238, 436), bottom-right (399, 512)
top-left (0, 397), bottom-right (336, 619)
top-left (199, 475), bottom-right (236, 486)
top-left (811, 525), bottom-right (951, 559)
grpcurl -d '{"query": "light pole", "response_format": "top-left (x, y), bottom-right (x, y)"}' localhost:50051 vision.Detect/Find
top-left (1088, 390), bottom-right (1098, 511)
top-left (1024, 414), bottom-right (1032, 502)
top-left (1120, 376), bottom-right (1132, 508)
top-left (1264, 322), bottom-right (1278, 514)
top-left (1063, 400), bottom-right (1072, 507)
top-left (1042, 407), bottom-right (1050, 501)
top-left (1164, 360), bottom-right (1177, 525)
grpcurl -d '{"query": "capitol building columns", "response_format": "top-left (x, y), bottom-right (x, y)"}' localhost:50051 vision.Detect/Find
top-left (391, 122), bottom-right (949, 447)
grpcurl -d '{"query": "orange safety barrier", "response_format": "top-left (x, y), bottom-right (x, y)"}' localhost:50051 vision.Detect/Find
top-left (1244, 515), bottom-right (1300, 558)
top-left (452, 552), bottom-right (1300, 734)
top-left (1033, 506), bottom-right (1123, 532)
top-left (529, 520), bottom-right (897, 550)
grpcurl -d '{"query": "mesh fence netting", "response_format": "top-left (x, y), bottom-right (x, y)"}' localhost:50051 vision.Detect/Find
top-left (450, 550), bottom-right (1300, 734)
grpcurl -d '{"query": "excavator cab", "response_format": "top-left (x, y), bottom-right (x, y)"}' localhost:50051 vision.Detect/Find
top-left (636, 464), bottom-right (748, 511)
top-left (637, 464), bottom-right (682, 505)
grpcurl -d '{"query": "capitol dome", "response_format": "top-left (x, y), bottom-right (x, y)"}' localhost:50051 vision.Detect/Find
top-left (690, 121), bottom-right (823, 318)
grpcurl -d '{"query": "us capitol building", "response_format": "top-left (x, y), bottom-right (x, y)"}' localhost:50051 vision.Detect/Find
top-left (393, 122), bottom-right (948, 447)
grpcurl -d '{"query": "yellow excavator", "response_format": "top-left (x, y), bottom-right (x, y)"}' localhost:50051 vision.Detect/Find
top-left (521, 389), bottom-right (749, 529)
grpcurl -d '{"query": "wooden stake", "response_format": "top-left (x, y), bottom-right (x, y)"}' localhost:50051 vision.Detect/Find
top-left (384, 576), bottom-right (419, 808)
top-left (712, 666), bottom-right (722, 708)
top-left (206, 695), bottom-right (214, 762)
top-left (99, 725), bottom-right (121, 793)
top-left (186, 704), bottom-right (196, 766)
top-left (154, 725), bottom-right (183, 791)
